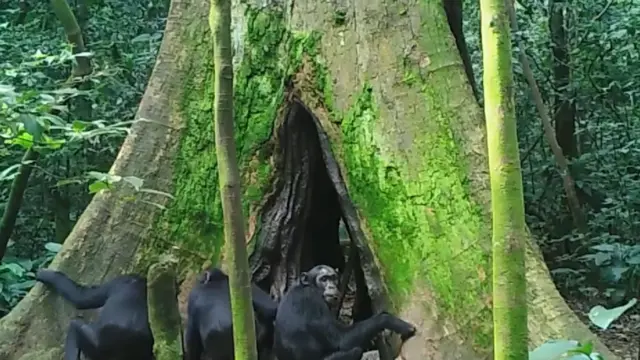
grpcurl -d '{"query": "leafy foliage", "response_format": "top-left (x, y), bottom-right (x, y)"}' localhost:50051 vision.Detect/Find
top-left (0, 0), bottom-right (167, 315)
top-left (464, 0), bottom-right (640, 304)
top-left (0, 0), bottom-right (165, 249)
top-left (0, 241), bottom-right (60, 316)
top-left (530, 299), bottom-right (636, 359)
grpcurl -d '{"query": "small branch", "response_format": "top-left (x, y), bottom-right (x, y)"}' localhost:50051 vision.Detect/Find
top-left (506, 0), bottom-right (588, 234)
top-left (0, 148), bottom-right (40, 261)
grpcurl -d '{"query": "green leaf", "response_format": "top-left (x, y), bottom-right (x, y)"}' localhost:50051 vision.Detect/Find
top-left (87, 171), bottom-right (121, 184)
top-left (73, 52), bottom-right (93, 59)
top-left (17, 259), bottom-right (33, 271)
top-left (591, 244), bottom-right (616, 252)
top-left (588, 298), bottom-right (638, 329)
top-left (131, 34), bottom-right (151, 43)
top-left (44, 242), bottom-right (62, 253)
top-left (10, 280), bottom-right (35, 290)
top-left (52, 87), bottom-right (80, 95)
top-left (593, 252), bottom-right (611, 266)
top-left (6, 132), bottom-right (34, 150)
top-left (43, 135), bottom-right (65, 149)
top-left (0, 263), bottom-right (25, 277)
top-left (55, 178), bottom-right (84, 187)
top-left (71, 121), bottom-right (88, 132)
top-left (123, 176), bottom-right (144, 191)
top-left (31, 50), bottom-right (47, 59)
top-left (88, 180), bottom-right (111, 194)
top-left (529, 340), bottom-right (580, 360)
top-left (20, 114), bottom-right (43, 142)
top-left (0, 163), bottom-right (21, 181)
top-left (625, 253), bottom-right (640, 264)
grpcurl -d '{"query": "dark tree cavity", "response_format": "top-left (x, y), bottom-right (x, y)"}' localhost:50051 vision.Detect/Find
top-left (248, 93), bottom-right (397, 359)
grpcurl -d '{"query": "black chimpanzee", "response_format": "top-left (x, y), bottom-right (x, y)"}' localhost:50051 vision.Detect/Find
top-left (35, 269), bottom-right (154, 360)
top-left (184, 267), bottom-right (278, 360)
top-left (274, 265), bottom-right (417, 360)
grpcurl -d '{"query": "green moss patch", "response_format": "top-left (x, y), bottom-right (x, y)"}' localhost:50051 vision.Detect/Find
top-left (142, 6), bottom-right (333, 273)
top-left (340, 80), bottom-right (492, 350)
top-left (142, 7), bottom-right (289, 270)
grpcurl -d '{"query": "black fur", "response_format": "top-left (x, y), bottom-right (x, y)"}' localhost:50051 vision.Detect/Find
top-left (36, 269), bottom-right (154, 360)
top-left (274, 265), bottom-right (417, 360)
top-left (184, 267), bottom-right (278, 360)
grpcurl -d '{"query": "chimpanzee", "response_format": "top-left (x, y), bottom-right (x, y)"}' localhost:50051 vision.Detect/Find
top-left (273, 265), bottom-right (417, 360)
top-left (185, 267), bottom-right (278, 360)
top-left (35, 269), bottom-right (154, 360)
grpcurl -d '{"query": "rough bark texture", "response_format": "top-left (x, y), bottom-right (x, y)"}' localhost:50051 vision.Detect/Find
top-left (0, 0), bottom-right (619, 359)
top-left (480, 0), bottom-right (528, 358)
top-left (147, 260), bottom-right (183, 360)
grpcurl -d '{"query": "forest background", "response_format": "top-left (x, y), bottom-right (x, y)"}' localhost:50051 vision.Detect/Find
top-left (1, 0), bottom-right (639, 359)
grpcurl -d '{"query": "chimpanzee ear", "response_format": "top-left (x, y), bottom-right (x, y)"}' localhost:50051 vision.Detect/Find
top-left (300, 272), bottom-right (311, 286)
top-left (334, 267), bottom-right (340, 275)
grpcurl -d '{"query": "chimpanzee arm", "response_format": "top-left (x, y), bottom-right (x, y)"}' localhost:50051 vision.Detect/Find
top-left (36, 270), bottom-right (110, 310)
top-left (336, 313), bottom-right (416, 351)
top-left (323, 347), bottom-right (363, 360)
top-left (251, 284), bottom-right (277, 321)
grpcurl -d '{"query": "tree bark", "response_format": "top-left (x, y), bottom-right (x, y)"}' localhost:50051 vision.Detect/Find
top-left (49, 187), bottom-right (72, 243)
top-left (50, 0), bottom-right (93, 123)
top-left (0, 148), bottom-right (40, 261)
top-left (549, 0), bottom-right (577, 158)
top-left (50, 0), bottom-right (91, 78)
top-left (480, 0), bottom-right (528, 358)
top-left (210, 0), bottom-right (259, 357)
top-left (0, 0), bottom-right (618, 359)
top-left (443, 0), bottom-right (479, 103)
top-left (147, 260), bottom-right (183, 360)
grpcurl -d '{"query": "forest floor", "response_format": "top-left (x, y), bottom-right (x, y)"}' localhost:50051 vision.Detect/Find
top-left (566, 295), bottom-right (639, 360)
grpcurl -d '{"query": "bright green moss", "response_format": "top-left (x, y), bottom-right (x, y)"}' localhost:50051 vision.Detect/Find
top-left (340, 78), bottom-right (492, 350)
top-left (332, 0), bottom-right (494, 351)
top-left (141, 7), bottom-right (290, 270)
top-left (141, 6), bottom-right (332, 272)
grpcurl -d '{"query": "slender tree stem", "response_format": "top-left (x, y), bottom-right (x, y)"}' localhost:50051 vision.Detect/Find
top-left (479, 0), bottom-right (529, 358)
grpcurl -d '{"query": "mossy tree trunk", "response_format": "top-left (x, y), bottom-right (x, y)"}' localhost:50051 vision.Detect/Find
top-left (0, 0), bottom-right (618, 359)
top-left (480, 0), bottom-right (528, 358)
top-left (147, 260), bottom-right (183, 360)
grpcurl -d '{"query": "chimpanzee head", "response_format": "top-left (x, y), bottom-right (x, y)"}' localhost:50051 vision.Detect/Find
top-left (199, 267), bottom-right (227, 284)
top-left (300, 265), bottom-right (340, 306)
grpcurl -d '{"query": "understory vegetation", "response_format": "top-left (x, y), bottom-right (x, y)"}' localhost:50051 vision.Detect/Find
top-left (1, 0), bottom-right (640, 357)
top-left (0, 0), bottom-right (167, 316)
top-left (464, 0), bottom-right (640, 357)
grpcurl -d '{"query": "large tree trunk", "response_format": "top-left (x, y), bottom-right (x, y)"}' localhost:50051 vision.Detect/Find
top-left (0, 0), bottom-right (617, 359)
